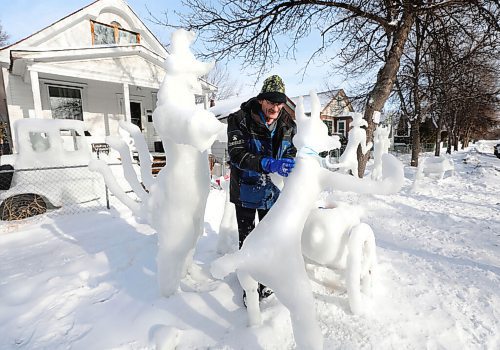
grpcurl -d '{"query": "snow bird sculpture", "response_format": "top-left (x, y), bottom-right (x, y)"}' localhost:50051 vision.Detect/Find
top-left (89, 29), bottom-right (227, 297)
top-left (326, 112), bottom-right (373, 177)
top-left (371, 125), bottom-right (391, 181)
top-left (211, 91), bottom-right (404, 350)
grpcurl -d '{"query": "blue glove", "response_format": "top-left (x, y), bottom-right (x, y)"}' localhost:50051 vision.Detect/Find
top-left (261, 157), bottom-right (296, 177)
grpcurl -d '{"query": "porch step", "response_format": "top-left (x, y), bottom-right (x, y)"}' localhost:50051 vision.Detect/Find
top-left (152, 154), bottom-right (166, 175)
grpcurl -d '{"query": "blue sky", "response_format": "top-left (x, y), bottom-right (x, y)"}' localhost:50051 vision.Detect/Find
top-left (0, 0), bottom-right (347, 97)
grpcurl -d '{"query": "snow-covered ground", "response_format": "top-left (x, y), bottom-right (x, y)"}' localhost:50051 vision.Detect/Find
top-left (0, 146), bottom-right (499, 349)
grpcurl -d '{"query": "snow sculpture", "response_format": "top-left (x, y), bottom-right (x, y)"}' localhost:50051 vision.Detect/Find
top-left (413, 155), bottom-right (455, 190)
top-left (327, 112), bottom-right (372, 177)
top-left (371, 126), bottom-right (391, 181)
top-left (89, 29), bottom-right (226, 297)
top-left (302, 202), bottom-right (377, 315)
top-left (216, 174), bottom-right (239, 254)
top-left (211, 91), bottom-right (404, 350)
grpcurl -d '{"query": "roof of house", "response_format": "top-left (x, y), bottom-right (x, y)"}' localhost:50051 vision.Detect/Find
top-left (289, 90), bottom-right (341, 114)
top-left (0, 0), bottom-right (168, 62)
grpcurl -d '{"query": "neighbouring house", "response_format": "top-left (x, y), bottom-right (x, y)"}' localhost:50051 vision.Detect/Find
top-left (0, 0), bottom-right (216, 156)
top-left (289, 90), bottom-right (354, 139)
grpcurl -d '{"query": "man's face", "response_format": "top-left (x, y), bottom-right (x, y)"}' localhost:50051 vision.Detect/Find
top-left (259, 99), bottom-right (284, 124)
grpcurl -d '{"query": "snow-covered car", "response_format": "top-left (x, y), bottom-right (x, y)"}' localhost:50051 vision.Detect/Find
top-left (0, 119), bottom-right (101, 220)
top-left (494, 143), bottom-right (500, 158)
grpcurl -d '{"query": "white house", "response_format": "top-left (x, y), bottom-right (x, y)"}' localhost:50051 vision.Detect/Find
top-left (0, 0), bottom-right (216, 155)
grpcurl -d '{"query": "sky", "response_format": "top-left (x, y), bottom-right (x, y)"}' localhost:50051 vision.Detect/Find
top-left (0, 0), bottom-right (347, 97)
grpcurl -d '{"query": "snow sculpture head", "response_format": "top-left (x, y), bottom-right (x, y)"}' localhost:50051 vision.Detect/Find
top-left (153, 29), bottom-right (223, 152)
top-left (293, 91), bottom-right (340, 155)
top-left (349, 112), bottom-right (368, 128)
top-left (374, 125), bottom-right (390, 142)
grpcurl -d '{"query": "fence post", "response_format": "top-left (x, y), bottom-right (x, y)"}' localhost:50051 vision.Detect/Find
top-left (96, 150), bottom-right (111, 210)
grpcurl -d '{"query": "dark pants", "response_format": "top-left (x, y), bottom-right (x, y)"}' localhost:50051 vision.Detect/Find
top-left (235, 205), bottom-right (271, 299)
top-left (235, 205), bottom-right (269, 249)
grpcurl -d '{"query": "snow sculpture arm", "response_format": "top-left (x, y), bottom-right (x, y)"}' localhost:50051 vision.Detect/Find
top-left (361, 137), bottom-right (373, 155)
top-left (105, 135), bottom-right (148, 201)
top-left (119, 121), bottom-right (154, 191)
top-left (320, 153), bottom-right (404, 194)
top-left (88, 159), bottom-right (141, 216)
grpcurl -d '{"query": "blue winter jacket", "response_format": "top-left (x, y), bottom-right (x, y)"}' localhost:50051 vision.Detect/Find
top-left (227, 98), bottom-right (297, 209)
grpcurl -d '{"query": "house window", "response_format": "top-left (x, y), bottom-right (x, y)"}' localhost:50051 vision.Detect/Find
top-left (91, 20), bottom-right (140, 45)
top-left (323, 120), bottom-right (333, 135)
top-left (337, 120), bottom-right (346, 136)
top-left (48, 86), bottom-right (83, 121)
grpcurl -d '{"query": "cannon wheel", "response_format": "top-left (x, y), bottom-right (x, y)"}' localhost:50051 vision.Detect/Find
top-left (0, 194), bottom-right (47, 221)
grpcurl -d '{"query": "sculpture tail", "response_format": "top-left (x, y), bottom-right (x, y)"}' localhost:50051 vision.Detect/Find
top-left (210, 252), bottom-right (242, 280)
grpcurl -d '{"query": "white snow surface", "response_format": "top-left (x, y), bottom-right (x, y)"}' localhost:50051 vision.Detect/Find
top-left (1, 147), bottom-right (499, 349)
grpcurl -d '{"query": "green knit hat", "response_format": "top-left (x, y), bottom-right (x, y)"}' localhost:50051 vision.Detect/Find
top-left (257, 75), bottom-right (287, 103)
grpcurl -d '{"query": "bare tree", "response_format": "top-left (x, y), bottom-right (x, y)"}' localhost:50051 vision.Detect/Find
top-left (393, 3), bottom-right (499, 162)
top-left (204, 62), bottom-right (244, 100)
top-left (0, 21), bottom-right (8, 47)
top-left (164, 0), bottom-right (499, 176)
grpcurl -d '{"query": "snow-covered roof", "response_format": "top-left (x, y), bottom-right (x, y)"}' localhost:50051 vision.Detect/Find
top-left (289, 90), bottom-right (340, 114)
top-left (209, 94), bottom-right (254, 120)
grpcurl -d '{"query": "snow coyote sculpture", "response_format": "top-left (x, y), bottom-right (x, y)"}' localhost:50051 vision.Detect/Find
top-left (211, 91), bottom-right (404, 350)
top-left (89, 29), bottom-right (226, 297)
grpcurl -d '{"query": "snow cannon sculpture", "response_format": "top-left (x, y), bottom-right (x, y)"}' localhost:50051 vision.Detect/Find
top-left (89, 29), bottom-right (227, 297)
top-left (210, 91), bottom-right (404, 350)
top-left (327, 112), bottom-right (372, 177)
top-left (302, 201), bottom-right (377, 315)
top-left (371, 126), bottom-right (391, 181)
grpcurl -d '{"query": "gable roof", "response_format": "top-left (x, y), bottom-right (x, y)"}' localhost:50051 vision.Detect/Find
top-left (289, 90), bottom-right (341, 114)
top-left (0, 0), bottom-right (167, 63)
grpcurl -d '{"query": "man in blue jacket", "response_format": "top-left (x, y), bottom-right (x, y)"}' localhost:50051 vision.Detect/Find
top-left (227, 75), bottom-right (297, 303)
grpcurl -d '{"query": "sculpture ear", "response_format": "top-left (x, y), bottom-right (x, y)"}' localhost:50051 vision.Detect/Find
top-left (310, 90), bottom-right (320, 120)
top-left (295, 96), bottom-right (307, 123)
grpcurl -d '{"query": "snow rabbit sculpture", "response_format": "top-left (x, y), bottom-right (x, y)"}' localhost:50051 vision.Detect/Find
top-left (90, 29), bottom-right (226, 297)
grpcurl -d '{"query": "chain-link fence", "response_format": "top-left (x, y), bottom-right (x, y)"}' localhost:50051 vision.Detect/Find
top-left (0, 164), bottom-right (117, 232)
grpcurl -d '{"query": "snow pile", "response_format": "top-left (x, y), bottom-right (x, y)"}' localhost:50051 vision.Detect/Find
top-left (475, 139), bottom-right (500, 154)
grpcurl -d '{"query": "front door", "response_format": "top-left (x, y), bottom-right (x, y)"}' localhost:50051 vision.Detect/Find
top-left (130, 102), bottom-right (142, 131)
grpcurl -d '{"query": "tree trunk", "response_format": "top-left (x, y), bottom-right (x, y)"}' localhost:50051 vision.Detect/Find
top-left (410, 119), bottom-right (421, 166)
top-left (434, 118), bottom-right (443, 156)
top-left (446, 133), bottom-right (452, 154)
top-left (358, 12), bottom-right (416, 177)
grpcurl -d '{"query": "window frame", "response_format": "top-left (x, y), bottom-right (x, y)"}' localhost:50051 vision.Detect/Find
top-left (337, 120), bottom-right (346, 136)
top-left (47, 84), bottom-right (84, 121)
top-left (90, 20), bottom-right (141, 45)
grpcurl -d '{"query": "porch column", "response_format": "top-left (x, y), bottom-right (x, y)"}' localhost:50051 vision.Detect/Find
top-left (203, 92), bottom-right (209, 110)
top-left (123, 83), bottom-right (131, 122)
top-left (29, 70), bottom-right (43, 118)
